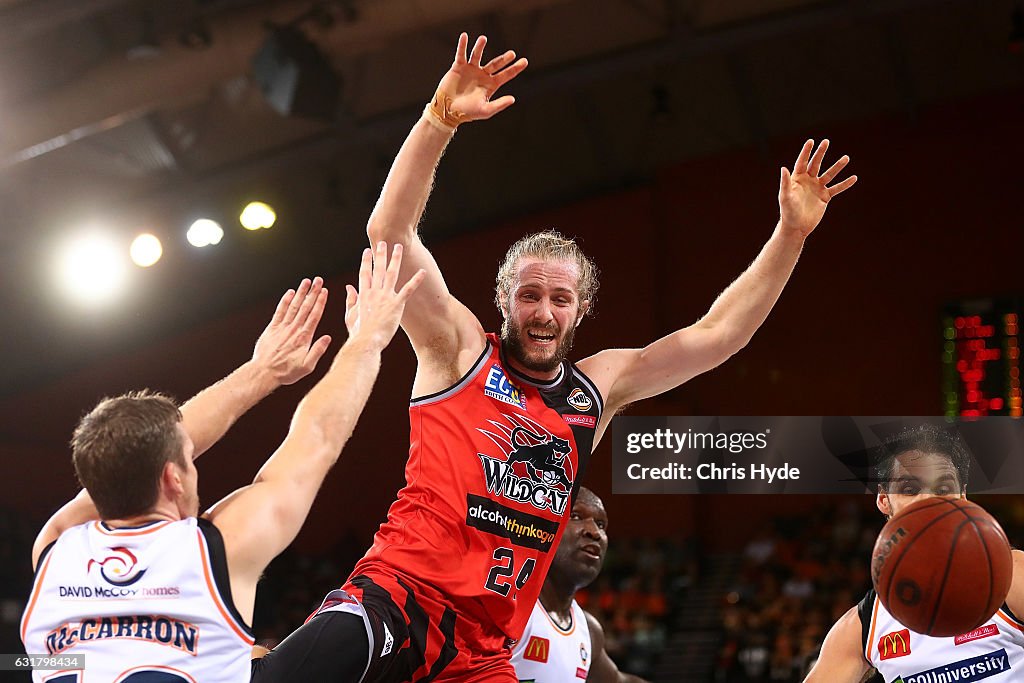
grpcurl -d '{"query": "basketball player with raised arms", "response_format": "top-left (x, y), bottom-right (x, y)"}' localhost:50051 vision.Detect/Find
top-left (21, 246), bottom-right (424, 682)
top-left (805, 425), bottom-right (1024, 682)
top-left (511, 487), bottom-right (648, 683)
top-left (252, 33), bottom-right (857, 683)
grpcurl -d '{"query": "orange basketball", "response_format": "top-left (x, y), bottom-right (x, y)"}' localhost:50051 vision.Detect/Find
top-left (871, 498), bottom-right (1013, 637)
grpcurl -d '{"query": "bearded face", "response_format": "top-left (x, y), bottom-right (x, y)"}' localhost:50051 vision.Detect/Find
top-left (500, 258), bottom-right (586, 375)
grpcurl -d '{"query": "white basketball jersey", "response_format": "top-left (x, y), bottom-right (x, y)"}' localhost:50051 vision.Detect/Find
top-left (860, 589), bottom-right (1024, 683)
top-left (511, 600), bottom-right (592, 682)
top-left (20, 518), bottom-right (254, 683)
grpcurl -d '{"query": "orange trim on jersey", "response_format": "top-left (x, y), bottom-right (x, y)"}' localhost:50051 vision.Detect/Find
top-left (996, 608), bottom-right (1024, 632)
top-left (93, 520), bottom-right (171, 537)
top-left (42, 671), bottom-right (81, 682)
top-left (115, 664), bottom-right (198, 683)
top-left (865, 596), bottom-right (881, 661)
top-left (195, 530), bottom-right (254, 645)
top-left (541, 607), bottom-right (576, 636)
top-left (20, 545), bottom-right (55, 642)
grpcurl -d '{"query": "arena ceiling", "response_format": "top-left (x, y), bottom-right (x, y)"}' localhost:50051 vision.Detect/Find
top-left (0, 0), bottom-right (1021, 394)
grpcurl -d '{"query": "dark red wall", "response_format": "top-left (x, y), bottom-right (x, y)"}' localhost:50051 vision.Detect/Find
top-left (2, 88), bottom-right (1021, 552)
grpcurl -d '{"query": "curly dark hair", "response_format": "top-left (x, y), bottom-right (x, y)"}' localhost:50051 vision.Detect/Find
top-left (874, 423), bottom-right (970, 493)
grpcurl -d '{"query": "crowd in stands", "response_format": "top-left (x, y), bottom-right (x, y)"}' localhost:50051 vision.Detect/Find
top-left (577, 537), bottom-right (699, 679)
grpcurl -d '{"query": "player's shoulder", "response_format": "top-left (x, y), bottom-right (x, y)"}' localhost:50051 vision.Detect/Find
top-left (854, 589), bottom-right (877, 649)
top-left (575, 347), bottom-right (634, 381)
top-left (1011, 548), bottom-right (1024, 586)
top-left (582, 607), bottom-right (605, 649)
top-left (1006, 549), bottom-right (1024, 616)
top-left (855, 588), bottom-right (877, 623)
top-left (411, 328), bottom-right (491, 400)
top-left (573, 348), bottom-right (635, 405)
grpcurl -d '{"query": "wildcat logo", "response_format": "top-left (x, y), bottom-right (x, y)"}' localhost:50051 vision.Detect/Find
top-left (87, 547), bottom-right (146, 586)
top-left (484, 364), bottom-right (527, 409)
top-left (567, 388), bottom-right (592, 412)
top-left (478, 414), bottom-right (574, 515)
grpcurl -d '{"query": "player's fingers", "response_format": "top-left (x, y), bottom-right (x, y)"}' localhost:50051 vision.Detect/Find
top-left (793, 139), bottom-right (813, 175)
top-left (304, 335), bottom-right (332, 370)
top-left (819, 155), bottom-right (850, 185)
top-left (808, 138), bottom-right (829, 176)
top-left (271, 289), bottom-right (295, 325)
top-left (492, 58), bottom-right (528, 89)
top-left (358, 248), bottom-right (372, 294)
top-left (827, 175), bottom-right (858, 198)
top-left (372, 241), bottom-right (388, 289)
top-left (779, 166), bottom-right (790, 191)
top-left (284, 278), bottom-right (311, 323)
top-left (483, 95), bottom-right (516, 118)
top-left (345, 284), bottom-right (358, 315)
top-left (299, 287), bottom-right (329, 335)
top-left (469, 35), bottom-right (487, 66)
top-left (293, 277), bottom-right (324, 327)
top-left (483, 50), bottom-right (516, 74)
top-left (398, 269), bottom-right (428, 301)
top-left (384, 243), bottom-right (404, 290)
top-left (454, 32), bottom-right (468, 65)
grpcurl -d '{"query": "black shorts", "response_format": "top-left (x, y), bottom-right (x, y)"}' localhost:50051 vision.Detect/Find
top-left (251, 572), bottom-right (516, 682)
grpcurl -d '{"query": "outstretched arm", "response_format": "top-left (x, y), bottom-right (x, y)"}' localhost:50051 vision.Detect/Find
top-left (31, 490), bottom-right (96, 569)
top-left (804, 606), bottom-right (875, 682)
top-left (579, 139), bottom-right (857, 422)
top-left (585, 611), bottom-right (649, 683)
top-left (205, 244), bottom-right (425, 612)
top-left (30, 280), bottom-right (332, 570)
top-left (365, 34), bottom-right (526, 382)
top-left (181, 277), bottom-right (332, 458)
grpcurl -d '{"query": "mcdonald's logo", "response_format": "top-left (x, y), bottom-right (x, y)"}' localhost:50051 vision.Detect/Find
top-left (523, 636), bottom-right (550, 663)
top-left (878, 628), bottom-right (912, 660)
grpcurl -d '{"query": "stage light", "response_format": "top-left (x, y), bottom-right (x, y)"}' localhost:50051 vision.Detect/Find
top-left (187, 219), bottom-right (223, 247)
top-left (55, 233), bottom-right (127, 306)
top-left (240, 201), bottom-right (276, 230)
top-left (130, 233), bottom-right (162, 267)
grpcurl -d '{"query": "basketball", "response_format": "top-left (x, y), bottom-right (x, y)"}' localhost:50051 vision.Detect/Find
top-left (871, 497), bottom-right (1014, 637)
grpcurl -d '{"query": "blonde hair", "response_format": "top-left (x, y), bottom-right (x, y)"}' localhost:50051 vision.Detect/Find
top-left (494, 230), bottom-right (599, 316)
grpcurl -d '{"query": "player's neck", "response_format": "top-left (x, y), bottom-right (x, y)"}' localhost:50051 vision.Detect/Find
top-left (539, 578), bottom-right (575, 618)
top-left (505, 355), bottom-right (562, 383)
top-left (104, 507), bottom-right (183, 529)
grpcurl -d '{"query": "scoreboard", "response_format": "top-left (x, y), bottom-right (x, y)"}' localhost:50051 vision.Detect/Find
top-left (942, 299), bottom-right (1021, 417)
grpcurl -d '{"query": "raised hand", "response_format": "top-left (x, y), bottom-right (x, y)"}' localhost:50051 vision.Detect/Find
top-left (252, 277), bottom-right (332, 386)
top-left (345, 242), bottom-right (426, 348)
top-left (429, 33), bottom-right (529, 127)
top-left (779, 139), bottom-right (857, 238)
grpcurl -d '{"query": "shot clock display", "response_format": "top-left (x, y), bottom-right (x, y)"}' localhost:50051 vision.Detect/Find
top-left (942, 299), bottom-right (1021, 417)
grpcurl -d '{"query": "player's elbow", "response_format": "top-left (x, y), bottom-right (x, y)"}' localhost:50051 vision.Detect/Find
top-left (295, 424), bottom-right (346, 471)
top-left (366, 215), bottom-right (414, 246)
top-left (707, 323), bottom-right (753, 364)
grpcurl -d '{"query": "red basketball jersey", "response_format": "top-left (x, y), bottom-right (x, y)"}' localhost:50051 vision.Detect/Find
top-left (351, 333), bottom-right (603, 641)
